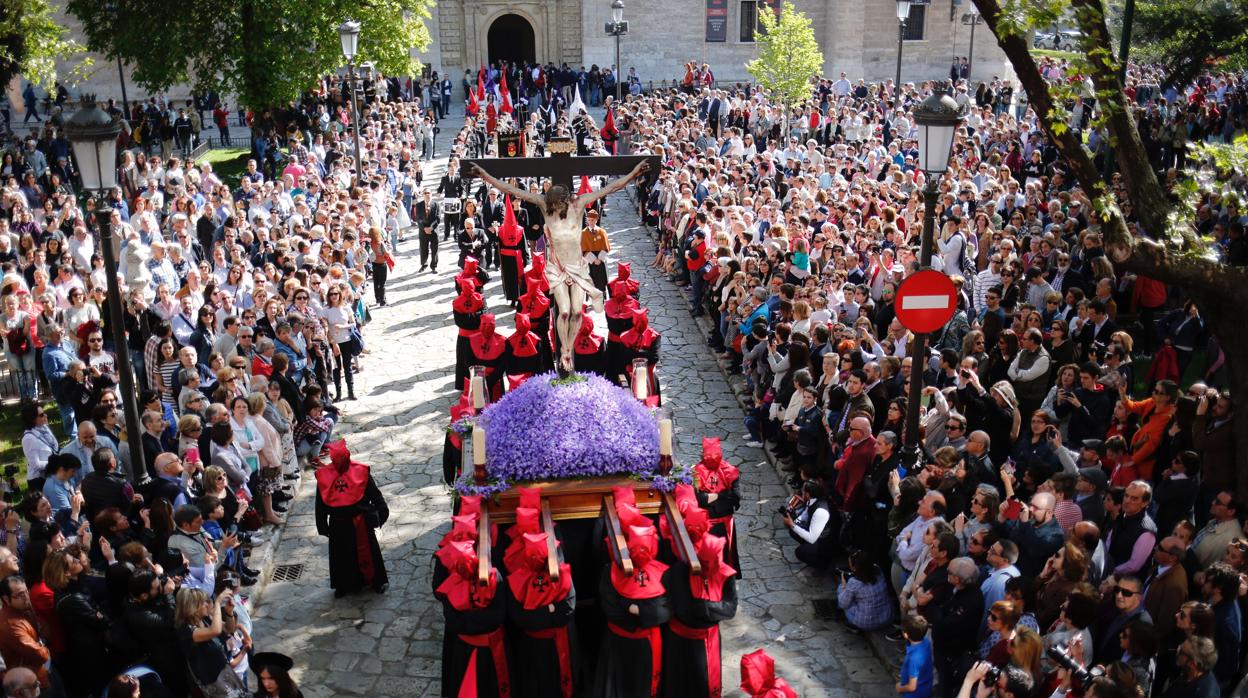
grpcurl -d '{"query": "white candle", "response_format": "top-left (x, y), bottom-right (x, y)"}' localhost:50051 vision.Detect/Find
top-left (633, 366), bottom-right (649, 400)
top-left (472, 376), bottom-right (486, 409)
top-left (473, 426), bottom-right (486, 465)
top-left (659, 418), bottom-right (672, 456)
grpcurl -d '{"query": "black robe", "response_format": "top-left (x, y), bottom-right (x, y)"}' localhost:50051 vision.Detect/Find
top-left (498, 212), bottom-right (529, 303)
top-left (660, 565), bottom-right (737, 698)
top-left (453, 307), bottom-right (483, 390)
top-left (696, 480), bottom-right (742, 570)
top-left (603, 313), bottom-right (635, 385)
top-left (438, 578), bottom-right (511, 698)
top-left (314, 471), bottom-right (390, 593)
top-left (574, 342), bottom-right (606, 377)
top-left (593, 565), bottom-right (672, 698)
top-left (506, 554), bottom-right (579, 697)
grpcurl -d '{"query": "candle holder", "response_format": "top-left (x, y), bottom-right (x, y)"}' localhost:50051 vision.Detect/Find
top-left (469, 365), bottom-right (489, 410)
top-left (472, 425), bottom-right (487, 485)
top-left (656, 404), bottom-right (674, 475)
top-left (631, 358), bottom-right (649, 401)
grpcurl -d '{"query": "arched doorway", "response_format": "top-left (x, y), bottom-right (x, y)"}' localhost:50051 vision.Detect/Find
top-left (487, 14), bottom-right (536, 66)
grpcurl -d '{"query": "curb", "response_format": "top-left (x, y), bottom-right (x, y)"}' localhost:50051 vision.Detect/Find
top-left (238, 469), bottom-right (310, 612)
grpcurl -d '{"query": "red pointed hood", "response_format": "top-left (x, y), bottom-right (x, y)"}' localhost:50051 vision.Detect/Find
top-left (525, 253), bottom-right (550, 294)
top-left (612, 484), bottom-right (636, 508)
top-left (435, 539), bottom-right (498, 611)
top-left (457, 257), bottom-right (482, 291)
top-left (499, 195), bottom-right (523, 245)
top-left (505, 532), bottom-right (573, 610)
top-left (577, 176), bottom-right (593, 196)
top-left (437, 513), bottom-right (478, 551)
top-left (499, 73), bottom-right (514, 115)
top-left (740, 650), bottom-right (798, 698)
top-left (610, 524), bottom-right (668, 599)
top-left (605, 280), bottom-right (641, 318)
top-left (452, 283), bottom-right (484, 314)
top-left (601, 109), bottom-right (618, 138)
top-left (517, 486), bottom-right (541, 511)
top-left (469, 313), bottom-right (506, 359)
top-left (504, 507), bottom-right (541, 570)
top-left (519, 284), bottom-right (551, 317)
top-left (621, 307), bottom-right (659, 350)
top-left (573, 313), bottom-right (602, 354)
top-left (507, 312), bottom-right (541, 358)
top-left (316, 440), bottom-right (368, 506)
top-left (610, 262), bottom-right (640, 297)
top-left (449, 390), bottom-right (474, 423)
top-left (695, 437), bottom-right (739, 492)
top-left (691, 533), bottom-right (736, 602)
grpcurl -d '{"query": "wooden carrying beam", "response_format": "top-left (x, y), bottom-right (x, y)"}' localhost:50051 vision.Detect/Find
top-left (461, 154), bottom-right (661, 192)
top-left (601, 495), bottom-right (634, 576)
top-left (662, 493), bottom-right (702, 575)
top-left (541, 500), bottom-right (560, 583)
top-left (476, 506), bottom-right (492, 586)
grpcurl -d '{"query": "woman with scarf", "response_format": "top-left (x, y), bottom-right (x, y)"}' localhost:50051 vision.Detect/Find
top-left (451, 281), bottom-right (484, 390)
top-left (661, 533), bottom-right (737, 698)
top-left (436, 539), bottom-right (510, 698)
top-left (468, 314), bottom-right (507, 401)
top-left (314, 440), bottom-right (389, 597)
top-left (503, 312), bottom-right (543, 390)
top-left (693, 437), bottom-right (741, 569)
top-left (594, 524), bottom-right (672, 698)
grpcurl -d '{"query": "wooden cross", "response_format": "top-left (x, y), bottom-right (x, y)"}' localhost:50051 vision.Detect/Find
top-left (462, 136), bottom-right (659, 193)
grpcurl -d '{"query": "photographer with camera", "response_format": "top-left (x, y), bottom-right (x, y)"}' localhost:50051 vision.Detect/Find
top-left (835, 549), bottom-right (894, 632)
top-left (781, 479), bottom-right (835, 569)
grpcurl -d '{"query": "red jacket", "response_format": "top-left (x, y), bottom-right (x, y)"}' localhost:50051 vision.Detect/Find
top-left (834, 435), bottom-right (877, 512)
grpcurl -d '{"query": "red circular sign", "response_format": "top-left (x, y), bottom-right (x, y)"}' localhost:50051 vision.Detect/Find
top-left (895, 270), bottom-right (957, 334)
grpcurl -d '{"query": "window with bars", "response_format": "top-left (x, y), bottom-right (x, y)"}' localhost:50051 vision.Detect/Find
top-left (903, 5), bottom-right (926, 41)
top-left (740, 1), bottom-right (759, 42)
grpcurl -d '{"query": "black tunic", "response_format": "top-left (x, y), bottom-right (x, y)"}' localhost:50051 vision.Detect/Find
top-left (593, 565), bottom-right (673, 698)
top-left (439, 577), bottom-right (511, 698)
top-left (506, 550), bottom-right (579, 698)
top-left (453, 307), bottom-right (483, 390)
top-left (660, 565), bottom-right (738, 698)
top-left (314, 473), bottom-right (389, 594)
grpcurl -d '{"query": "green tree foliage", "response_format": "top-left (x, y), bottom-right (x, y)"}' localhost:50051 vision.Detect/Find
top-left (1132, 0), bottom-right (1248, 92)
top-left (0, 0), bottom-right (88, 89)
top-left (746, 2), bottom-right (823, 123)
top-left (65, 0), bottom-right (432, 109)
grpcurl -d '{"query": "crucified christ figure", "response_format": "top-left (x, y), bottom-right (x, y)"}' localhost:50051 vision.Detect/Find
top-left (467, 160), bottom-right (650, 373)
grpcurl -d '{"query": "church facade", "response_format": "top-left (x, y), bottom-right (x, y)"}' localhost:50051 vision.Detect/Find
top-left (417, 0), bottom-right (1011, 89)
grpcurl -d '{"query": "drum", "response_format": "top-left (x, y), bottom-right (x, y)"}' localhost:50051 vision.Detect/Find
top-left (442, 198), bottom-right (463, 215)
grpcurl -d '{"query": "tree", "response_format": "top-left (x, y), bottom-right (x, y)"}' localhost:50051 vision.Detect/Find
top-left (1131, 0), bottom-right (1248, 92)
top-left (65, 0), bottom-right (433, 110)
top-left (0, 0), bottom-right (88, 90)
top-left (745, 1), bottom-right (823, 137)
top-left (971, 0), bottom-right (1248, 496)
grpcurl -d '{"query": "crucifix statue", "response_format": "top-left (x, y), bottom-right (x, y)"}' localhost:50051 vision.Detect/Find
top-left (464, 138), bottom-right (658, 374)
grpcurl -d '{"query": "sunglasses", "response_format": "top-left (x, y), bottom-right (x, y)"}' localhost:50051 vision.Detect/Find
top-left (1114, 586), bottom-right (1139, 597)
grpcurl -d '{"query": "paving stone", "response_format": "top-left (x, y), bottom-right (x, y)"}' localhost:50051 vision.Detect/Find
top-left (246, 130), bottom-right (893, 695)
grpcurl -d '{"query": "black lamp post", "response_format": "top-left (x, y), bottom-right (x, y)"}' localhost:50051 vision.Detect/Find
top-left (900, 87), bottom-right (966, 467)
top-left (895, 0), bottom-right (911, 92)
top-left (64, 100), bottom-right (144, 485)
top-left (339, 19), bottom-right (364, 187)
top-left (605, 0), bottom-right (628, 103)
top-left (961, 5), bottom-right (984, 81)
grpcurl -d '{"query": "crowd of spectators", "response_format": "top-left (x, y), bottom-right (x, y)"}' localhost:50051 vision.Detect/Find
top-left (612, 61), bottom-right (1248, 697)
top-left (0, 68), bottom-right (435, 696)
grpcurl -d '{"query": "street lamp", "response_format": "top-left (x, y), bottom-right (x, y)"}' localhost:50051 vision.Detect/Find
top-left (894, 0), bottom-right (912, 93)
top-left (64, 99), bottom-right (144, 485)
top-left (605, 0), bottom-right (628, 103)
top-left (338, 19), bottom-right (364, 187)
top-left (900, 86), bottom-right (966, 466)
top-left (961, 5), bottom-right (984, 82)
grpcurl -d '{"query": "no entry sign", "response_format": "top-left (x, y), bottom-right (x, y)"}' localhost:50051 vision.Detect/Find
top-left (895, 270), bottom-right (957, 334)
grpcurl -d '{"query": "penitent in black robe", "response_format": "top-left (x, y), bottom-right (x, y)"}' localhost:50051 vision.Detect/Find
top-left (506, 561), bottom-right (579, 697)
top-left (453, 306), bottom-right (483, 390)
top-left (593, 565), bottom-right (672, 698)
top-left (438, 577), bottom-right (511, 698)
top-left (659, 566), bottom-right (737, 698)
top-left (314, 460), bottom-right (390, 594)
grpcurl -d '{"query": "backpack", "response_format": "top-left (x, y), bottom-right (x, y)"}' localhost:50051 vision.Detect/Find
top-left (6, 326), bottom-right (28, 356)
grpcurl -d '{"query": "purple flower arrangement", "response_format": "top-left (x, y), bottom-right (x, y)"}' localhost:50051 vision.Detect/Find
top-left (478, 372), bottom-right (660, 484)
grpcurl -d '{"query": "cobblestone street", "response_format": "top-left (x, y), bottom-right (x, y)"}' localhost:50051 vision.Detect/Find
top-left (249, 151), bottom-right (896, 696)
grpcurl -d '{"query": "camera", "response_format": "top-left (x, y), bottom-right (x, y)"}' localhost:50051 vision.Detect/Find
top-left (1045, 644), bottom-right (1103, 685)
top-left (3, 465), bottom-right (18, 477)
top-left (1045, 426), bottom-right (1058, 439)
top-left (981, 664), bottom-right (1001, 685)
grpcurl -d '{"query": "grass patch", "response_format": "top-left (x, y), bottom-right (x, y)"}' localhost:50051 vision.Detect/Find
top-left (0, 399), bottom-right (62, 491)
top-left (195, 147), bottom-right (251, 188)
top-left (1032, 48), bottom-right (1081, 61)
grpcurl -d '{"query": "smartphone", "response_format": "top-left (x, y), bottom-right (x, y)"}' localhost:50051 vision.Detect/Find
top-left (185, 447), bottom-right (200, 464)
top-left (920, 393), bottom-right (931, 409)
top-left (1002, 458), bottom-right (1016, 476)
